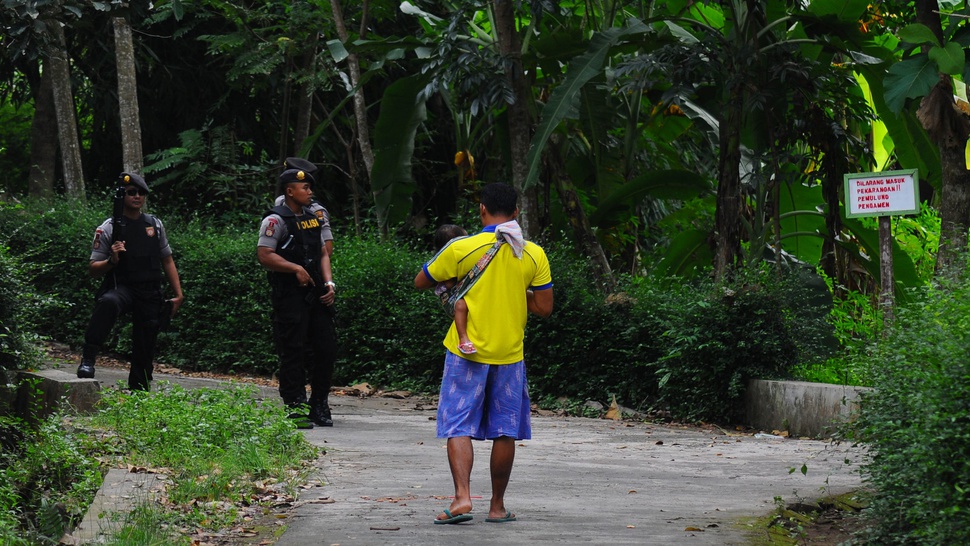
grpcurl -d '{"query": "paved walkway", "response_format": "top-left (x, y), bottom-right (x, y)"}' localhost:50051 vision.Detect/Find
top-left (85, 367), bottom-right (864, 545)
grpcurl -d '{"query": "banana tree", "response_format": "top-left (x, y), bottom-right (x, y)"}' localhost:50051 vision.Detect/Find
top-left (882, 2), bottom-right (970, 274)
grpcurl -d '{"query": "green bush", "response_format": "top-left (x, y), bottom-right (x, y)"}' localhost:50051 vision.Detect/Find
top-left (525, 248), bottom-right (669, 411)
top-left (155, 220), bottom-right (276, 373)
top-left (851, 275), bottom-right (970, 544)
top-left (0, 413), bottom-right (102, 544)
top-left (1, 197), bottom-right (838, 423)
top-left (0, 198), bottom-right (110, 348)
top-left (652, 266), bottom-right (836, 422)
top-left (0, 245), bottom-right (38, 371)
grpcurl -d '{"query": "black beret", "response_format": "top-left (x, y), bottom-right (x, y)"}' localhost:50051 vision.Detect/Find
top-left (280, 168), bottom-right (315, 185)
top-left (284, 157), bottom-right (317, 174)
top-left (120, 172), bottom-right (149, 194)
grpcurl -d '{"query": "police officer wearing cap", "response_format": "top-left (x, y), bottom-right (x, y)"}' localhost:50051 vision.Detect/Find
top-left (77, 172), bottom-right (185, 390)
top-left (258, 168), bottom-right (337, 428)
top-left (275, 157), bottom-right (334, 257)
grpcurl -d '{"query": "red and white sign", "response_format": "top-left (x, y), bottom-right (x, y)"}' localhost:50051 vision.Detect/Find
top-left (844, 169), bottom-right (919, 218)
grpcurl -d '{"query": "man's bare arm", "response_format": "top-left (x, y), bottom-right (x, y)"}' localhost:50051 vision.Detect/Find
top-left (527, 288), bottom-right (554, 318)
top-left (414, 269), bottom-right (436, 290)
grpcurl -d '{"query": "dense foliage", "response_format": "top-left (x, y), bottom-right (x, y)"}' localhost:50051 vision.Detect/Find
top-left (0, 412), bottom-right (102, 544)
top-left (851, 272), bottom-right (970, 544)
top-left (1, 197), bottom-right (835, 423)
top-left (0, 383), bottom-right (317, 544)
top-left (0, 245), bottom-right (40, 372)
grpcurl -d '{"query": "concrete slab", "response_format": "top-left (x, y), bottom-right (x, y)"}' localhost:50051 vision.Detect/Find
top-left (10, 369), bottom-right (101, 420)
top-left (65, 467), bottom-right (164, 545)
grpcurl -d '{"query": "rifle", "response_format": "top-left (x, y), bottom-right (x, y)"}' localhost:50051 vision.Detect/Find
top-left (303, 260), bottom-right (332, 305)
top-left (159, 300), bottom-right (174, 332)
top-left (111, 182), bottom-right (126, 245)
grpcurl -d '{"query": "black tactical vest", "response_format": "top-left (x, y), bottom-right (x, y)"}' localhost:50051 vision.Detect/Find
top-left (265, 204), bottom-right (323, 288)
top-left (112, 214), bottom-right (163, 284)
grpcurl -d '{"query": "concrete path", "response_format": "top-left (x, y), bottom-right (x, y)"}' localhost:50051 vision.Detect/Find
top-left (81, 366), bottom-right (864, 545)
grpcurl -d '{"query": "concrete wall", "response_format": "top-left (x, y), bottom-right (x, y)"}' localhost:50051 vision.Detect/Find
top-left (745, 379), bottom-right (871, 438)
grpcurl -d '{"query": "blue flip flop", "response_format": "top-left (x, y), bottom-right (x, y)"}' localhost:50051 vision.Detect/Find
top-left (486, 511), bottom-right (516, 523)
top-left (434, 508), bottom-right (473, 525)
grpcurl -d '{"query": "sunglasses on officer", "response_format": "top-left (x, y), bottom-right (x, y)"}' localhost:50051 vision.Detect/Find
top-left (125, 188), bottom-right (148, 196)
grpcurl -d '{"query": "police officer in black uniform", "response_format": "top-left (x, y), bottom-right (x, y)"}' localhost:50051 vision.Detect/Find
top-left (77, 172), bottom-right (185, 390)
top-left (257, 168), bottom-right (337, 428)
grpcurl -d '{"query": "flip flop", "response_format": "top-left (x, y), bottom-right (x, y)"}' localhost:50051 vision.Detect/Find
top-left (486, 511), bottom-right (516, 523)
top-left (457, 342), bottom-right (477, 355)
top-left (434, 508), bottom-right (473, 525)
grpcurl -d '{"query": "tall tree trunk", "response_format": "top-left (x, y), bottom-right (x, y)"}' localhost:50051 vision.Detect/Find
top-left (113, 14), bottom-right (143, 173)
top-left (819, 136), bottom-right (852, 296)
top-left (492, 0), bottom-right (538, 238)
top-left (914, 1), bottom-right (970, 275)
top-left (28, 66), bottom-right (57, 197)
top-left (548, 136), bottom-right (615, 291)
top-left (932, 104), bottom-right (970, 274)
top-left (48, 24), bottom-right (85, 196)
top-left (294, 50), bottom-right (316, 153)
top-left (714, 82), bottom-right (744, 280)
top-left (330, 0), bottom-right (375, 222)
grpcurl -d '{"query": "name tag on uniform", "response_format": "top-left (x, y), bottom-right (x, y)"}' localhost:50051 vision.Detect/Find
top-left (297, 218), bottom-right (320, 230)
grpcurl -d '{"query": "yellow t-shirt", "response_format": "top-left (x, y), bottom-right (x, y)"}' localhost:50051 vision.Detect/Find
top-left (423, 227), bottom-right (553, 364)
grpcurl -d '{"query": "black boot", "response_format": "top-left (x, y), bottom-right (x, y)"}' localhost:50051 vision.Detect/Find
top-left (310, 400), bottom-right (333, 427)
top-left (78, 344), bottom-right (98, 379)
top-left (77, 359), bottom-right (96, 379)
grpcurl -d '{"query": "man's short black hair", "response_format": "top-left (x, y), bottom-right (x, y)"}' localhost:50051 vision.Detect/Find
top-left (434, 224), bottom-right (467, 250)
top-left (480, 183), bottom-right (517, 217)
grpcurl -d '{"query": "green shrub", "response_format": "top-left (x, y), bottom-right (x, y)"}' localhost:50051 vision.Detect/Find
top-left (154, 220), bottom-right (276, 373)
top-left (0, 198), bottom-right (112, 348)
top-left (653, 266), bottom-right (836, 422)
top-left (852, 274), bottom-right (970, 544)
top-left (525, 248), bottom-right (668, 411)
top-left (0, 413), bottom-right (102, 544)
top-left (1, 197), bottom-right (841, 423)
top-left (0, 245), bottom-right (37, 371)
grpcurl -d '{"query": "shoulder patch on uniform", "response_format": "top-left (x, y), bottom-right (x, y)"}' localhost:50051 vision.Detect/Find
top-left (93, 228), bottom-right (104, 249)
top-left (315, 209), bottom-right (325, 221)
top-left (264, 217), bottom-right (278, 237)
top-left (146, 225), bottom-right (156, 238)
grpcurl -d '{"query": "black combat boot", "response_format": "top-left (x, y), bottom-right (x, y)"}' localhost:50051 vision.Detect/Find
top-left (77, 359), bottom-right (96, 379)
top-left (310, 399), bottom-right (333, 427)
top-left (77, 345), bottom-right (98, 379)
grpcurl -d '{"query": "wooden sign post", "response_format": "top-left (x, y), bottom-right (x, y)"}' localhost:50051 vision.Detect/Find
top-left (843, 169), bottom-right (920, 324)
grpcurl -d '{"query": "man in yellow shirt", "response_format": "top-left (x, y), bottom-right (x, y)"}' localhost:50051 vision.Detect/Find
top-left (415, 182), bottom-right (554, 525)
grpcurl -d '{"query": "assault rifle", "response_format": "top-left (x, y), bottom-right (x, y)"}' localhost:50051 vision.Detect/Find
top-left (303, 260), bottom-right (331, 305)
top-left (111, 182), bottom-right (126, 245)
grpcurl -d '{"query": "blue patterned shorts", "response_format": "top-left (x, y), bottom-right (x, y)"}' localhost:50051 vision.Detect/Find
top-left (436, 352), bottom-right (532, 441)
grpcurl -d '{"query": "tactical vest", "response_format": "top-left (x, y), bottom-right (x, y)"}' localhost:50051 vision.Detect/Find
top-left (265, 204), bottom-right (323, 288)
top-left (111, 214), bottom-right (163, 284)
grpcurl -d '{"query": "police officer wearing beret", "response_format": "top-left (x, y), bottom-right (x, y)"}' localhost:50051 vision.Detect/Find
top-left (77, 172), bottom-right (185, 390)
top-left (258, 168), bottom-right (337, 428)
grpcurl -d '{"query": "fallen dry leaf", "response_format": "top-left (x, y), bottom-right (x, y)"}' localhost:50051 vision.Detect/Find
top-left (604, 395), bottom-right (621, 420)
